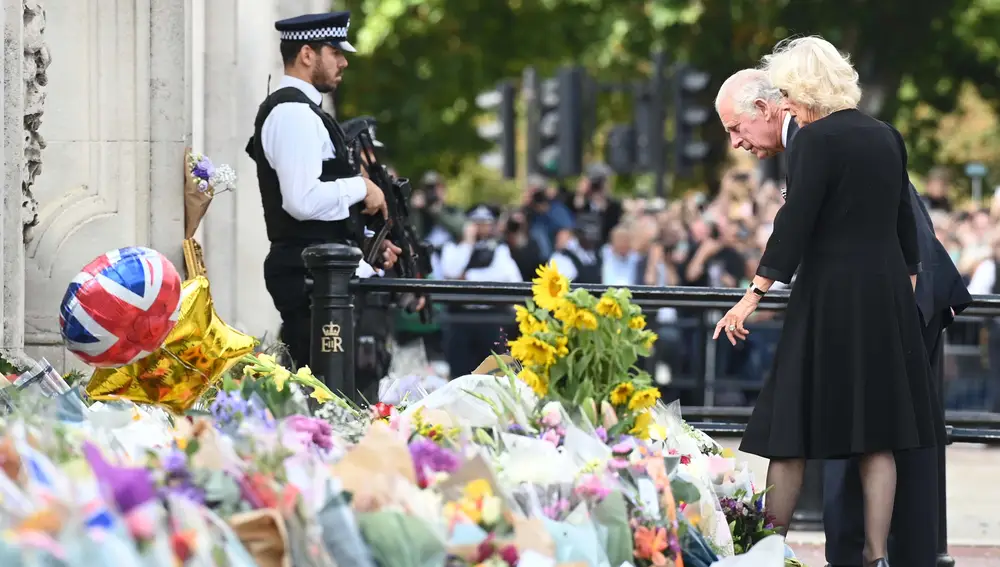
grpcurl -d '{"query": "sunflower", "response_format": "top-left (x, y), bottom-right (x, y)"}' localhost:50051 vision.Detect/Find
top-left (628, 314), bottom-right (646, 330)
top-left (596, 296), bottom-right (623, 319)
top-left (517, 367), bottom-right (549, 397)
top-left (555, 302), bottom-right (598, 331)
top-left (532, 262), bottom-right (569, 311)
top-left (642, 331), bottom-right (658, 350)
top-left (514, 305), bottom-right (548, 335)
top-left (630, 411), bottom-right (653, 439)
top-left (508, 335), bottom-right (557, 368)
top-left (628, 387), bottom-right (661, 411)
top-left (610, 382), bottom-right (635, 406)
top-left (554, 335), bottom-right (569, 358)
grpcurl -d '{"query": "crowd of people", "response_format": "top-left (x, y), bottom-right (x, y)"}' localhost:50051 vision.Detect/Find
top-left (395, 161), bottom-right (1000, 411)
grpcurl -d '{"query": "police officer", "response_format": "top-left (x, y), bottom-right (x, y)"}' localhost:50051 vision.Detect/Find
top-left (247, 11), bottom-right (401, 370)
top-left (439, 205), bottom-right (522, 376)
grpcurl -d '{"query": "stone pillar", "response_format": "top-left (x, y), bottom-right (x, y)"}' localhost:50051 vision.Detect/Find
top-left (1, 0), bottom-right (28, 365)
top-left (148, 0), bottom-right (189, 271)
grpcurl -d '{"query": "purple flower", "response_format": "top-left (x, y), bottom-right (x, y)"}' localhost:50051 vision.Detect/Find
top-left (84, 442), bottom-right (156, 515)
top-left (160, 450), bottom-right (205, 504)
top-left (594, 427), bottom-right (608, 443)
top-left (507, 424), bottom-right (525, 435)
top-left (408, 438), bottom-right (460, 488)
top-left (284, 415), bottom-right (335, 451)
top-left (192, 157), bottom-right (214, 180)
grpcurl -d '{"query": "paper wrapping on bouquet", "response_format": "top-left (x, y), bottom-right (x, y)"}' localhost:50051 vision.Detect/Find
top-left (86, 277), bottom-right (257, 412)
top-left (403, 374), bottom-right (536, 428)
top-left (183, 238), bottom-right (208, 279)
top-left (60, 246), bottom-right (183, 368)
top-left (330, 422), bottom-right (418, 498)
top-left (228, 509), bottom-right (292, 567)
top-left (446, 515), bottom-right (556, 562)
top-left (471, 354), bottom-right (518, 376)
top-left (184, 148), bottom-right (213, 239)
top-left (708, 535), bottom-right (786, 567)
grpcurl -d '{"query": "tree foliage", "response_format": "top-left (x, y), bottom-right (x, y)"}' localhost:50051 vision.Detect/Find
top-left (337, 0), bottom-right (1000, 195)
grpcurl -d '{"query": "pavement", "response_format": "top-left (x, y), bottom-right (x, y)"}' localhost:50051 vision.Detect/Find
top-left (720, 440), bottom-right (1000, 566)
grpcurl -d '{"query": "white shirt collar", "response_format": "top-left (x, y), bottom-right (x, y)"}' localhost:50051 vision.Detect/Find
top-left (279, 75), bottom-right (323, 105)
top-left (781, 111), bottom-right (792, 148)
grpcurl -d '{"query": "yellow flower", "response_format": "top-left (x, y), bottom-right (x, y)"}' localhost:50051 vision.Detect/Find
top-left (297, 365), bottom-right (315, 379)
top-left (309, 387), bottom-right (335, 403)
top-left (628, 315), bottom-right (646, 330)
top-left (517, 367), bottom-right (549, 397)
top-left (508, 335), bottom-right (557, 368)
top-left (628, 387), bottom-right (661, 411)
top-left (649, 422), bottom-right (668, 442)
top-left (610, 382), bottom-right (635, 406)
top-left (596, 296), bottom-right (623, 319)
top-left (554, 335), bottom-right (569, 358)
top-left (464, 479), bottom-right (494, 500)
top-left (556, 302), bottom-right (598, 331)
top-left (271, 366), bottom-right (291, 391)
top-left (514, 305), bottom-right (546, 335)
top-left (257, 353), bottom-right (277, 366)
top-left (630, 411), bottom-right (653, 439)
top-left (532, 262), bottom-right (569, 311)
top-left (643, 331), bottom-right (658, 350)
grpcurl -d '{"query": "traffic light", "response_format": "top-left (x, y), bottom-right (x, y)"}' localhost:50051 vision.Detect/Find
top-left (671, 64), bottom-right (711, 179)
top-left (475, 81), bottom-right (516, 179)
top-left (531, 66), bottom-right (585, 178)
top-left (605, 124), bottom-right (637, 175)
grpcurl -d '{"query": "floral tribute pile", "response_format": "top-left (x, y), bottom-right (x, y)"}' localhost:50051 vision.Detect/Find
top-left (0, 263), bottom-right (800, 567)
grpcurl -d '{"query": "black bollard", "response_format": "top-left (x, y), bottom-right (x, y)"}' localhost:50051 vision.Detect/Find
top-left (302, 243), bottom-right (362, 404)
top-left (935, 334), bottom-right (955, 567)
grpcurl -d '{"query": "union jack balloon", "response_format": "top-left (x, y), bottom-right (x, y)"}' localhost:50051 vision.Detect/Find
top-left (60, 247), bottom-right (183, 367)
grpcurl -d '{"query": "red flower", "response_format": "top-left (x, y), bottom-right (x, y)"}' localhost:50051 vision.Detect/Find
top-left (498, 544), bottom-right (519, 565)
top-left (680, 454), bottom-right (691, 465)
top-left (171, 530), bottom-right (194, 561)
top-left (474, 534), bottom-right (497, 563)
top-left (372, 402), bottom-right (394, 419)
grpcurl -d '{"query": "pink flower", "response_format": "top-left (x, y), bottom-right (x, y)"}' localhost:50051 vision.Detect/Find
top-left (540, 408), bottom-right (561, 427)
top-left (541, 429), bottom-right (561, 446)
top-left (124, 507), bottom-right (157, 540)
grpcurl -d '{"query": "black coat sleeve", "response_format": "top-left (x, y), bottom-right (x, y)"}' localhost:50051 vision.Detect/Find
top-left (756, 126), bottom-right (830, 284)
top-left (890, 127), bottom-right (922, 275)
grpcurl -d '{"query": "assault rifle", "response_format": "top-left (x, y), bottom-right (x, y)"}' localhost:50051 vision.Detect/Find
top-left (344, 123), bottom-right (433, 322)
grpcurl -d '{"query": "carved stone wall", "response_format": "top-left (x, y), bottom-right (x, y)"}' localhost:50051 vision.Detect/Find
top-left (23, 0), bottom-right (189, 368)
top-left (21, 0), bottom-right (47, 239)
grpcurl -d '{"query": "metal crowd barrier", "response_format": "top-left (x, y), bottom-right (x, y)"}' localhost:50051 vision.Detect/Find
top-left (302, 243), bottom-right (999, 567)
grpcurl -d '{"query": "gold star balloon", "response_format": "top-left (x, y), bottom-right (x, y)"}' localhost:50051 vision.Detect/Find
top-left (86, 276), bottom-right (258, 412)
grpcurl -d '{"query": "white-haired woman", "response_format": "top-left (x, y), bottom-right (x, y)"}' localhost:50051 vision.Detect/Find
top-left (712, 37), bottom-right (944, 567)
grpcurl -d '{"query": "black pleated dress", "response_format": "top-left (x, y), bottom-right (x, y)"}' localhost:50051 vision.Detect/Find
top-left (739, 109), bottom-right (947, 460)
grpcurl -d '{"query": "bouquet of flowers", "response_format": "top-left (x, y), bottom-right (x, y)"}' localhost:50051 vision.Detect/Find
top-left (506, 262), bottom-right (661, 439)
top-left (183, 149), bottom-right (237, 239)
top-left (719, 488), bottom-right (780, 554)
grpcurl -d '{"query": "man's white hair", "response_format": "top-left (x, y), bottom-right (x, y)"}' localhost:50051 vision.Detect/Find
top-left (715, 69), bottom-right (782, 118)
top-left (761, 36), bottom-right (861, 115)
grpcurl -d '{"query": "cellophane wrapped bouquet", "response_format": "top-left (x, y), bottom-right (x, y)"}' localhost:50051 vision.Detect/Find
top-left (0, 260), bottom-right (795, 566)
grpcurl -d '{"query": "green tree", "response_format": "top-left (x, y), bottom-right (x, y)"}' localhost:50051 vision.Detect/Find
top-left (337, 0), bottom-right (1000, 193)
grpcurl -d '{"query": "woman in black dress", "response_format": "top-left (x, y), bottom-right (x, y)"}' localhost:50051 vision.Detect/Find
top-left (713, 37), bottom-right (945, 567)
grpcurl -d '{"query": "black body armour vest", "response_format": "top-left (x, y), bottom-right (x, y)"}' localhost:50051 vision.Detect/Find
top-left (247, 87), bottom-right (357, 246)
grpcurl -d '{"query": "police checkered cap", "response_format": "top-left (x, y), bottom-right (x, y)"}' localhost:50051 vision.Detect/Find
top-left (280, 26), bottom-right (348, 41)
top-left (275, 11), bottom-right (356, 52)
